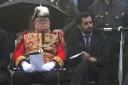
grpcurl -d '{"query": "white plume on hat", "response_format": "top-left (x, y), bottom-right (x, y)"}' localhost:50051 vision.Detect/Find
top-left (32, 5), bottom-right (49, 19)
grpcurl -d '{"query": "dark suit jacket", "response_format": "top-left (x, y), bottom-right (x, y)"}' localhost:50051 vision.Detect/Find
top-left (65, 26), bottom-right (112, 85)
top-left (66, 26), bottom-right (110, 67)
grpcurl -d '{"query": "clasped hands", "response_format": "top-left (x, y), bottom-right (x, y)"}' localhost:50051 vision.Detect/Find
top-left (82, 51), bottom-right (97, 63)
top-left (21, 61), bottom-right (56, 73)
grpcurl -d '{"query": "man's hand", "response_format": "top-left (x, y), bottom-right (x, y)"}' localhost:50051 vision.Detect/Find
top-left (21, 61), bottom-right (34, 73)
top-left (89, 57), bottom-right (97, 62)
top-left (81, 52), bottom-right (90, 60)
top-left (81, 52), bottom-right (97, 62)
top-left (42, 61), bottom-right (56, 71)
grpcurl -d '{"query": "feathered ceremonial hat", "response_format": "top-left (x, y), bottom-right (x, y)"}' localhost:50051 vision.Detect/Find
top-left (32, 5), bottom-right (50, 19)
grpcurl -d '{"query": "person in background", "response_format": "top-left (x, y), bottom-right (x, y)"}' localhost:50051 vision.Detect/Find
top-left (11, 5), bottom-right (66, 85)
top-left (66, 12), bottom-right (111, 85)
top-left (89, 0), bottom-right (128, 84)
top-left (58, 0), bottom-right (80, 37)
top-left (73, 0), bottom-right (95, 12)
top-left (0, 29), bottom-right (10, 85)
top-left (58, 0), bottom-right (95, 38)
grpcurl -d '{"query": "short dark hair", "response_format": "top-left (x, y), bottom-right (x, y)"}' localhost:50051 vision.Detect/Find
top-left (77, 12), bottom-right (92, 25)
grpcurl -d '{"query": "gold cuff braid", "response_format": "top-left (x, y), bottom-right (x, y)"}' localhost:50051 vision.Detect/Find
top-left (16, 56), bottom-right (26, 66)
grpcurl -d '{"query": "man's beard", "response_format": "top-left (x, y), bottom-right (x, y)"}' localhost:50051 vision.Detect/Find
top-left (83, 27), bottom-right (93, 34)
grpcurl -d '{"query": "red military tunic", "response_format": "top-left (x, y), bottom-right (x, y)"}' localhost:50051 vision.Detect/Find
top-left (13, 31), bottom-right (66, 67)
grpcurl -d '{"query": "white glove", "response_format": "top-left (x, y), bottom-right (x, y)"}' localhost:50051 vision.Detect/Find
top-left (21, 61), bottom-right (34, 73)
top-left (42, 61), bottom-right (56, 71)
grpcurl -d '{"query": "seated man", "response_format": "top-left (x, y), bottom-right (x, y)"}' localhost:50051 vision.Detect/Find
top-left (66, 12), bottom-right (111, 85)
top-left (12, 5), bottom-right (66, 85)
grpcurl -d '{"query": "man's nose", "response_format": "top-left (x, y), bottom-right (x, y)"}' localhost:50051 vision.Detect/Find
top-left (88, 23), bottom-right (92, 27)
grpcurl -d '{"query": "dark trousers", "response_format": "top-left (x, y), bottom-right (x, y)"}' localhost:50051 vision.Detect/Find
top-left (0, 70), bottom-right (11, 85)
top-left (12, 69), bottom-right (59, 85)
top-left (70, 60), bottom-right (99, 85)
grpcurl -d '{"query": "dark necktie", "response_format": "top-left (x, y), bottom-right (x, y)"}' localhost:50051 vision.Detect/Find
top-left (84, 34), bottom-right (90, 49)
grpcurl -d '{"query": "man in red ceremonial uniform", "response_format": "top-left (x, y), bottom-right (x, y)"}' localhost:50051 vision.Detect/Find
top-left (12, 5), bottom-right (66, 85)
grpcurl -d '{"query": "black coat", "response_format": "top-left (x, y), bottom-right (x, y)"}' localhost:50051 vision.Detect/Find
top-left (89, 0), bottom-right (128, 28)
top-left (89, 0), bottom-right (128, 84)
top-left (0, 29), bottom-right (10, 85)
top-left (65, 27), bottom-right (112, 85)
top-left (0, 29), bottom-right (10, 70)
